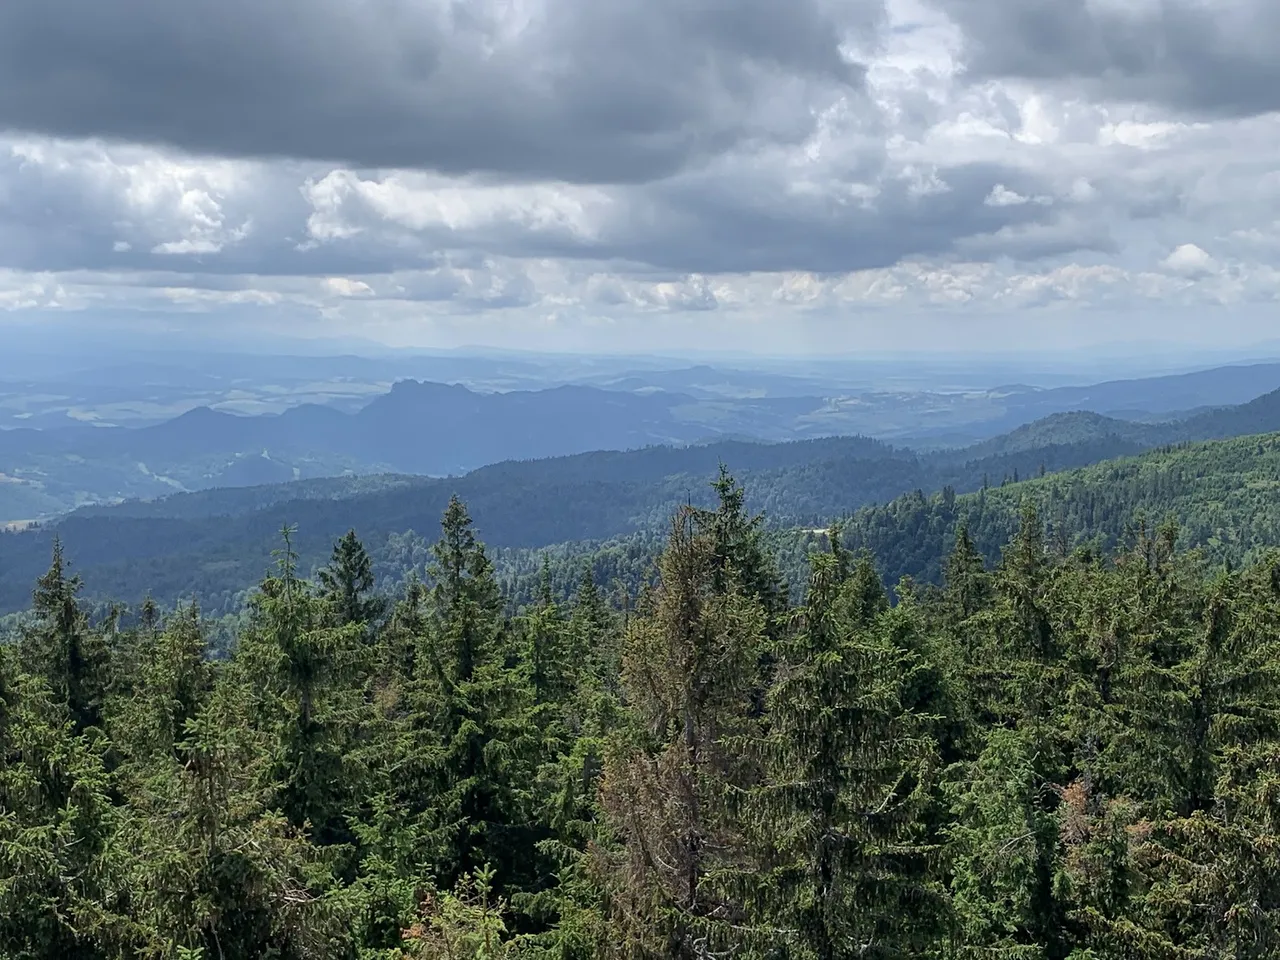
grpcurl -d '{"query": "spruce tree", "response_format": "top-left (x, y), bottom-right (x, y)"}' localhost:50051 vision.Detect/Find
top-left (20, 539), bottom-right (108, 733)
top-left (694, 464), bottom-right (785, 618)
top-left (750, 548), bottom-right (943, 959)
top-left (121, 674), bottom-right (349, 957)
top-left (943, 522), bottom-right (991, 624)
top-left (237, 527), bottom-right (365, 844)
top-left (526, 559), bottom-right (572, 707)
top-left (1130, 558), bottom-right (1280, 956)
top-left (571, 563), bottom-right (619, 690)
top-left (842, 550), bottom-right (888, 629)
top-left (599, 507), bottom-right (766, 958)
top-left (318, 528), bottom-right (384, 630)
top-left (516, 562), bottom-right (627, 958)
top-left (0, 651), bottom-right (125, 958)
top-left (946, 726), bottom-right (1072, 959)
top-left (115, 602), bottom-right (214, 768)
top-left (399, 496), bottom-right (541, 896)
top-left (430, 496), bottom-right (504, 686)
top-left (946, 500), bottom-right (1076, 958)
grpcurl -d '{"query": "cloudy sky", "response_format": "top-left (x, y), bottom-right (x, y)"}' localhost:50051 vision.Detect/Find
top-left (2, 0), bottom-right (1279, 356)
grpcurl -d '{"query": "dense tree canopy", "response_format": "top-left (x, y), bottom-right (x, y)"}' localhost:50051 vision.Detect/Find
top-left (3, 463), bottom-right (1280, 958)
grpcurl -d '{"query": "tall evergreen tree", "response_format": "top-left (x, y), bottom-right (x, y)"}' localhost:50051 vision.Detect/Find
top-left (943, 522), bottom-right (991, 624)
top-left (1129, 558), bottom-right (1280, 957)
top-left (750, 548), bottom-right (944, 959)
top-left (238, 528), bottom-right (365, 844)
top-left (0, 651), bottom-right (124, 958)
top-left (430, 496), bottom-right (505, 685)
top-left (525, 560), bottom-right (572, 708)
top-left (600, 507), bottom-right (767, 958)
top-left (399, 496), bottom-right (541, 896)
top-left (121, 674), bottom-right (349, 957)
top-left (20, 539), bottom-right (108, 734)
top-left (115, 602), bottom-right (214, 767)
top-left (946, 500), bottom-right (1076, 958)
top-left (318, 528), bottom-right (385, 631)
top-left (842, 550), bottom-right (889, 629)
top-left (571, 563), bottom-right (619, 690)
top-left (945, 726), bottom-right (1073, 959)
top-left (694, 465), bottom-right (785, 618)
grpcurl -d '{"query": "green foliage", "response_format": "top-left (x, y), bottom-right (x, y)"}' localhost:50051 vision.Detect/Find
top-left (748, 545), bottom-right (943, 958)
top-left (319, 528), bottom-right (386, 631)
top-left (599, 506), bottom-right (768, 957)
top-left (838, 433), bottom-right (1280, 589)
top-left (11, 408), bottom-right (1265, 617)
top-left (0, 660), bottom-right (125, 958)
top-left (3, 466), bottom-right (1280, 957)
top-left (19, 538), bottom-right (109, 733)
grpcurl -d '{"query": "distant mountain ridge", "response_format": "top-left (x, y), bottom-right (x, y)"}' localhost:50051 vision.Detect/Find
top-left (7, 385), bottom-right (1280, 615)
top-left (5, 362), bottom-right (1280, 524)
top-left (901, 361), bottom-right (1280, 445)
top-left (0, 381), bottom-right (719, 519)
top-left (71, 380), bottom-right (708, 473)
top-left (940, 386), bottom-right (1280, 461)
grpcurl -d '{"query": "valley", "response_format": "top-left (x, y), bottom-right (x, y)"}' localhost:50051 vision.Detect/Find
top-left (6, 379), bottom-right (1280, 617)
top-left (5, 351), bottom-right (1280, 522)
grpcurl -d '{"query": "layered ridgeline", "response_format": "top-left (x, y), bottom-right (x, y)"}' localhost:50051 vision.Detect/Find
top-left (5, 361), bottom-right (1280, 522)
top-left (6, 386), bottom-right (1280, 616)
top-left (467, 429), bottom-right (1280, 612)
top-left (0, 420), bottom-right (1181, 616)
top-left (5, 472), bottom-right (1280, 957)
top-left (0, 383), bottom-right (716, 520)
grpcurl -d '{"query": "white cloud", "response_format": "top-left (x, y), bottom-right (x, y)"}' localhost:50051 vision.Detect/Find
top-left (1099, 121), bottom-right (1193, 150)
top-left (1162, 243), bottom-right (1218, 277)
top-left (985, 184), bottom-right (1028, 207)
top-left (301, 170), bottom-right (611, 250)
top-left (2, 138), bottom-right (264, 267)
top-left (323, 276), bottom-right (374, 297)
top-left (0, 0), bottom-right (1278, 353)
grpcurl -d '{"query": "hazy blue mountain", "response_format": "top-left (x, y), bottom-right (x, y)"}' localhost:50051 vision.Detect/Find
top-left (6, 358), bottom-right (1280, 523)
top-left (0, 382), bottom-right (717, 520)
top-left (577, 364), bottom-right (864, 399)
top-left (9, 387), bottom-right (1280, 615)
top-left (1180, 381), bottom-right (1280, 440)
top-left (903, 362), bottom-right (1280, 444)
top-left (942, 411), bottom-right (1168, 460)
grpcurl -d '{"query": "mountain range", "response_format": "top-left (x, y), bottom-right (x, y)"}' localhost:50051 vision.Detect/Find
top-left (6, 382), bottom-right (1280, 616)
top-left (6, 360), bottom-right (1280, 523)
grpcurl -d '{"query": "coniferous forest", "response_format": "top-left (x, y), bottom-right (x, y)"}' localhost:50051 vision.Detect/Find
top-left (4, 468), bottom-right (1280, 959)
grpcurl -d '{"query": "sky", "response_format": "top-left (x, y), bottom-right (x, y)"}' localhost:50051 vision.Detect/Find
top-left (2, 0), bottom-right (1279, 357)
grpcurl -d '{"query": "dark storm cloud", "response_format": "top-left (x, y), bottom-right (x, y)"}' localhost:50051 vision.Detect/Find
top-left (0, 130), bottom-right (1081, 279)
top-left (623, 163), bottom-right (1068, 273)
top-left (937, 0), bottom-right (1280, 117)
top-left (300, 160), bottom-right (1079, 275)
top-left (0, 0), bottom-right (877, 183)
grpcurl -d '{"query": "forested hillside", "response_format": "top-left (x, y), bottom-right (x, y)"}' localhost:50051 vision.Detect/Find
top-left (0, 422), bottom-right (1149, 615)
top-left (942, 381), bottom-right (1280, 459)
top-left (5, 473), bottom-right (1280, 957)
top-left (8, 392), bottom-right (1280, 617)
top-left (495, 431), bottom-right (1280, 612)
top-left (840, 431), bottom-right (1280, 588)
top-left (6, 367), bottom-right (1280, 523)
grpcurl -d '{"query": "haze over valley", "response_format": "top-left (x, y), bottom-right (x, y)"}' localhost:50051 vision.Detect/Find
top-left (7, 336), bottom-right (1280, 522)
